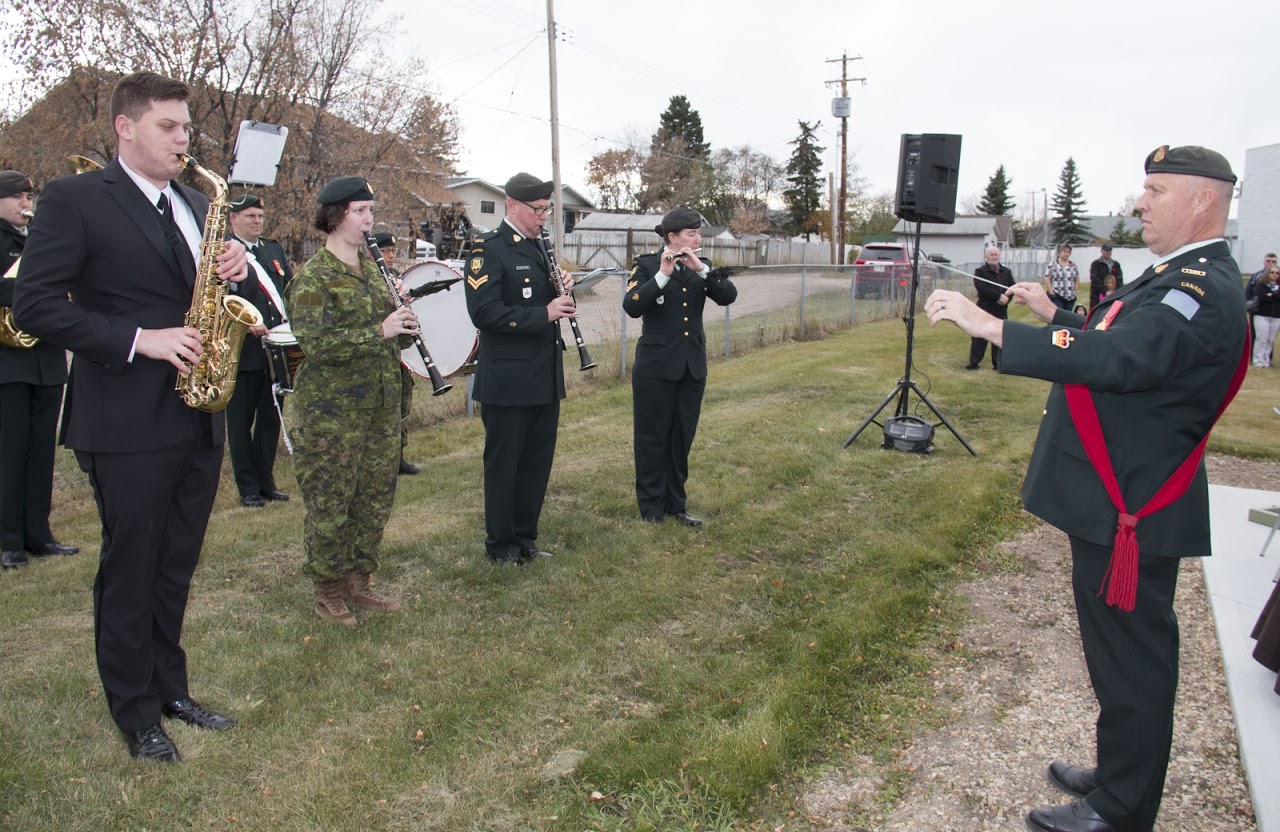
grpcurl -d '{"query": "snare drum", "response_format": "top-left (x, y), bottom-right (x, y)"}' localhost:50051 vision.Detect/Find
top-left (399, 260), bottom-right (477, 379)
top-left (262, 323), bottom-right (305, 393)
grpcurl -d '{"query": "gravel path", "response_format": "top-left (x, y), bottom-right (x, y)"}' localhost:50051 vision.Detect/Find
top-left (799, 452), bottom-right (1270, 831)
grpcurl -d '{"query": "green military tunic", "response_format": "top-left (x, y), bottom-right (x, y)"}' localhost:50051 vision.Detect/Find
top-left (286, 247), bottom-right (407, 582)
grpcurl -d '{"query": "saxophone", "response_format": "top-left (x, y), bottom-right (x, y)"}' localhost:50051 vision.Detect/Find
top-left (174, 153), bottom-right (263, 412)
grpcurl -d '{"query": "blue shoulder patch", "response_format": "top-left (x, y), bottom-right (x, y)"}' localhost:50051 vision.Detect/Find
top-left (1161, 288), bottom-right (1200, 321)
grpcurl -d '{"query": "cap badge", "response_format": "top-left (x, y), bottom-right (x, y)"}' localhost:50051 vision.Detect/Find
top-left (1153, 145), bottom-right (1168, 163)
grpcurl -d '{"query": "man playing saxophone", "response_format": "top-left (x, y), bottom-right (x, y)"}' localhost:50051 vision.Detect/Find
top-left (13, 71), bottom-right (249, 763)
top-left (0, 170), bottom-right (79, 570)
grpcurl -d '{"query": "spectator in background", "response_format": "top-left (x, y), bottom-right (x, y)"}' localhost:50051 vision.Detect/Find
top-left (1043, 243), bottom-right (1079, 311)
top-left (1246, 252), bottom-right (1277, 340)
top-left (965, 245), bottom-right (1014, 370)
top-left (1088, 243), bottom-right (1123, 309)
top-left (1251, 265), bottom-right (1280, 368)
top-left (1098, 274), bottom-right (1118, 304)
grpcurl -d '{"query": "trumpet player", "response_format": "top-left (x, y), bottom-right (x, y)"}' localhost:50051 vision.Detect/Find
top-left (0, 170), bottom-right (78, 570)
top-left (623, 207), bottom-right (736, 527)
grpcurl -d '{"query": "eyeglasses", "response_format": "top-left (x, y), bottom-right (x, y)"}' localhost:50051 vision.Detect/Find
top-left (519, 200), bottom-right (554, 216)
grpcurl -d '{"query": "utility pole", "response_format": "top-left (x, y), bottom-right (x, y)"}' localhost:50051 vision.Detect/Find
top-left (546, 0), bottom-right (564, 253)
top-left (828, 172), bottom-right (836, 264)
top-left (825, 52), bottom-right (865, 265)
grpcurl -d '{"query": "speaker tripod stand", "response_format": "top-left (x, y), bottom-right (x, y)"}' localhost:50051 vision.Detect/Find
top-left (842, 220), bottom-right (976, 455)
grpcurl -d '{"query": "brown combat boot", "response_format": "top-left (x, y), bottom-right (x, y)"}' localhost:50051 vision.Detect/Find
top-left (314, 579), bottom-right (357, 626)
top-left (346, 572), bottom-right (402, 613)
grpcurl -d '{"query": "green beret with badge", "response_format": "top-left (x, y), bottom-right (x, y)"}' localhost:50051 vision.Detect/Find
top-left (655, 206), bottom-right (702, 237)
top-left (1144, 145), bottom-right (1237, 183)
top-left (0, 170), bottom-right (34, 198)
top-left (372, 231), bottom-right (396, 249)
top-left (228, 193), bottom-right (263, 213)
top-left (503, 172), bottom-right (553, 201)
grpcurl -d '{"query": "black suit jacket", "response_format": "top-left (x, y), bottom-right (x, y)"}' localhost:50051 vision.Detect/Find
top-left (227, 235), bottom-right (291, 372)
top-left (623, 253), bottom-right (738, 381)
top-left (464, 223), bottom-right (566, 406)
top-left (12, 158), bottom-right (224, 451)
top-left (0, 221), bottom-right (68, 386)
top-left (1002, 240), bottom-right (1245, 556)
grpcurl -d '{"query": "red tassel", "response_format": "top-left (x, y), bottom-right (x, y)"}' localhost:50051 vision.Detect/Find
top-left (1098, 513), bottom-right (1139, 612)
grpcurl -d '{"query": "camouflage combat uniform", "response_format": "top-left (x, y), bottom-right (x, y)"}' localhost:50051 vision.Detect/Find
top-left (286, 247), bottom-right (408, 582)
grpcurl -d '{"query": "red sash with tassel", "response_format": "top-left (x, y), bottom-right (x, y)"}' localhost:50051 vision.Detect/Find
top-left (1063, 309), bottom-right (1250, 612)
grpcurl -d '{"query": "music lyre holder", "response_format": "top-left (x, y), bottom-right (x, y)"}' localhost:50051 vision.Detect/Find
top-left (406, 276), bottom-right (463, 300)
top-left (842, 220), bottom-right (977, 456)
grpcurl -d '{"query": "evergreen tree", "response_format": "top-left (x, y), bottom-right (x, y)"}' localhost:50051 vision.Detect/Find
top-left (977, 164), bottom-right (1015, 216)
top-left (1049, 157), bottom-right (1091, 244)
top-left (783, 120), bottom-right (824, 239)
top-left (639, 95), bottom-right (713, 213)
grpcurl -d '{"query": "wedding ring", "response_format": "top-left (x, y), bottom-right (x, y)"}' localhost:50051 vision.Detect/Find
top-left (941, 301), bottom-right (947, 310)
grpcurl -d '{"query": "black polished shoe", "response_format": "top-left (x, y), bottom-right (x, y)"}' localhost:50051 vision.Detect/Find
top-left (641, 514), bottom-right (664, 524)
top-left (27, 541), bottom-right (80, 556)
top-left (398, 458), bottom-right (422, 476)
top-left (124, 724), bottom-right (181, 762)
top-left (487, 551), bottom-right (532, 567)
top-left (1047, 761), bottom-right (1097, 798)
top-left (161, 698), bottom-right (236, 730)
top-left (260, 490), bottom-right (289, 502)
top-left (1, 550), bottom-right (29, 569)
top-left (521, 548), bottom-right (553, 559)
top-left (667, 511), bottom-right (703, 527)
top-left (241, 494), bottom-right (265, 508)
top-left (965, 364), bottom-right (980, 371)
top-left (1026, 799), bottom-right (1116, 832)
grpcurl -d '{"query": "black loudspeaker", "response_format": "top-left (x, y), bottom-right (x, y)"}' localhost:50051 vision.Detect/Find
top-left (894, 133), bottom-right (962, 224)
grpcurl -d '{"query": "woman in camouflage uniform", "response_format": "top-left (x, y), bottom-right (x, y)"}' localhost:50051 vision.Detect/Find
top-left (286, 177), bottom-right (419, 625)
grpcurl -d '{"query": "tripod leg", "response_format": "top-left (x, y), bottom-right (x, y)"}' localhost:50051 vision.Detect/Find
top-left (906, 381), bottom-right (978, 456)
top-left (843, 381), bottom-right (907, 449)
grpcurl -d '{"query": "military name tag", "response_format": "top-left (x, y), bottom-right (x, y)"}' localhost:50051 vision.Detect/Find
top-left (516, 265), bottom-right (531, 271)
top-left (522, 287), bottom-right (532, 299)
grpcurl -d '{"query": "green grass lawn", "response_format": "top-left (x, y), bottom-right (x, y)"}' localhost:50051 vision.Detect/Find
top-left (1, 310), bottom-right (1273, 831)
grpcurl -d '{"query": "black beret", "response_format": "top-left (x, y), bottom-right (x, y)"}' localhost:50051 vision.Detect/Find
top-left (372, 231), bottom-right (396, 249)
top-left (1144, 145), bottom-right (1236, 184)
top-left (228, 193), bottom-right (263, 213)
top-left (503, 172), bottom-right (553, 201)
top-left (656, 207), bottom-right (702, 237)
top-left (317, 176), bottom-right (375, 205)
top-left (0, 170), bottom-right (33, 198)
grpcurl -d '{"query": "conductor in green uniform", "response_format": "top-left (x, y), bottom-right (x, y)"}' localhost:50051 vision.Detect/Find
top-left (464, 173), bottom-right (575, 566)
top-left (288, 177), bottom-right (417, 624)
top-left (623, 207), bottom-right (737, 525)
top-left (924, 146), bottom-right (1246, 832)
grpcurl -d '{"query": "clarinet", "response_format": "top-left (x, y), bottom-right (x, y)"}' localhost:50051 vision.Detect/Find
top-left (534, 228), bottom-right (597, 371)
top-left (364, 232), bottom-right (452, 396)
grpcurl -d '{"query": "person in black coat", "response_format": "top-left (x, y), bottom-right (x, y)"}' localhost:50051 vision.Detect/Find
top-left (225, 193), bottom-right (292, 507)
top-left (463, 172), bottom-right (574, 565)
top-left (925, 145), bottom-right (1245, 832)
top-left (1088, 244), bottom-right (1124, 310)
top-left (13, 72), bottom-right (249, 763)
top-left (623, 208), bottom-right (737, 525)
top-left (0, 170), bottom-right (78, 569)
top-left (965, 245), bottom-right (1014, 370)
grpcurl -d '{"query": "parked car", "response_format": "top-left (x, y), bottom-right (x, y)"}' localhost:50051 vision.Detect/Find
top-left (852, 243), bottom-right (938, 300)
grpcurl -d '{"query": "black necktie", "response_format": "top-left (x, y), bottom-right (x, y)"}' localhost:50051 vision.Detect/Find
top-left (157, 192), bottom-right (196, 278)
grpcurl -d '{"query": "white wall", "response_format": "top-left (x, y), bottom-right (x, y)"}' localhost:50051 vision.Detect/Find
top-left (1240, 144), bottom-right (1280, 276)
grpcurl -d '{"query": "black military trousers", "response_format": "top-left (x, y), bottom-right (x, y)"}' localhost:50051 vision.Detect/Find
top-left (0, 381), bottom-right (61, 551)
top-left (226, 368), bottom-right (281, 498)
top-left (632, 368), bottom-right (705, 519)
top-left (76, 435), bottom-right (221, 733)
top-left (1070, 536), bottom-right (1181, 832)
top-left (967, 336), bottom-right (1001, 369)
top-left (480, 401), bottom-right (559, 559)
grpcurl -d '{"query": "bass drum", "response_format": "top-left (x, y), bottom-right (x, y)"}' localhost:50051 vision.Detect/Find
top-left (400, 260), bottom-right (477, 379)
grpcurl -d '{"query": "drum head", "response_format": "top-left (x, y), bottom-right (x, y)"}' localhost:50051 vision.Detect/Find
top-left (401, 260), bottom-right (477, 378)
top-left (264, 322), bottom-right (296, 346)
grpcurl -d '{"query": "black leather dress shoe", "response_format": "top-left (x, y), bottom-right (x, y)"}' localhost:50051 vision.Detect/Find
top-left (521, 548), bottom-right (553, 559)
top-left (260, 490), bottom-right (289, 502)
top-left (1, 550), bottom-right (29, 569)
top-left (241, 494), bottom-right (265, 508)
top-left (1048, 761), bottom-right (1097, 798)
top-left (668, 511), bottom-right (703, 527)
top-left (965, 364), bottom-right (980, 370)
top-left (488, 551), bottom-right (533, 567)
top-left (641, 514), bottom-right (664, 524)
top-left (124, 724), bottom-right (181, 762)
top-left (161, 698), bottom-right (236, 730)
top-left (398, 458), bottom-right (422, 476)
top-left (1026, 799), bottom-right (1116, 832)
top-left (27, 541), bottom-right (80, 556)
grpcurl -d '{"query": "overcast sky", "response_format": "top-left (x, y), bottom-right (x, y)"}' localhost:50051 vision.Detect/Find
top-left (389, 0), bottom-right (1276, 220)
